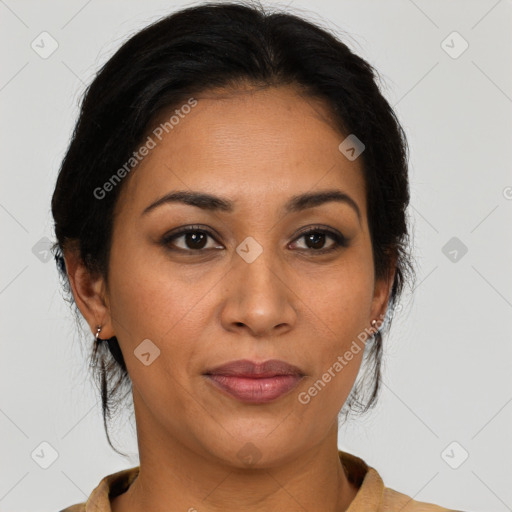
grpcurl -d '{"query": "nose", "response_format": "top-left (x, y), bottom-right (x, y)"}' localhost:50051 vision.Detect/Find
top-left (219, 245), bottom-right (297, 338)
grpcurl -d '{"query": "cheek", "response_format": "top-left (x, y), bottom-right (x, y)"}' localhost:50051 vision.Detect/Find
top-left (108, 233), bottom-right (192, 336)
top-left (106, 251), bottom-right (208, 415)
top-left (295, 280), bottom-right (370, 421)
top-left (107, 239), bottom-right (220, 372)
top-left (305, 249), bottom-right (375, 343)
top-left (299, 250), bottom-right (374, 396)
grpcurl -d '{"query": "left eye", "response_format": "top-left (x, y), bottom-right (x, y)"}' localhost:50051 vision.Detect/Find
top-left (290, 229), bottom-right (347, 252)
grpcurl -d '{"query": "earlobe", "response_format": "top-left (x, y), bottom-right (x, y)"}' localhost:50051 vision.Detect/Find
top-left (370, 263), bottom-right (396, 328)
top-left (63, 249), bottom-right (115, 339)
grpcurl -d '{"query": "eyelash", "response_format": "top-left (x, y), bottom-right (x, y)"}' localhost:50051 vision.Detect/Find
top-left (160, 224), bottom-right (349, 255)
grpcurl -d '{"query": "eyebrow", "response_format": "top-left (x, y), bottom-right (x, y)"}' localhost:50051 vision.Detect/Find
top-left (142, 189), bottom-right (361, 223)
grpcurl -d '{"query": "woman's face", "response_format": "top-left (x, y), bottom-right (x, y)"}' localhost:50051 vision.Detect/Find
top-left (100, 85), bottom-right (392, 466)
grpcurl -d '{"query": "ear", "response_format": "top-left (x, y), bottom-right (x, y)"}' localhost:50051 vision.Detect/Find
top-left (64, 248), bottom-right (115, 339)
top-left (369, 254), bottom-right (397, 329)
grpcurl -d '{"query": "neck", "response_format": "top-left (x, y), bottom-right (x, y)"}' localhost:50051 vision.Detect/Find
top-left (111, 393), bottom-right (359, 512)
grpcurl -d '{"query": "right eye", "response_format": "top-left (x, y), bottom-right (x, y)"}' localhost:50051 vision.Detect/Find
top-left (161, 225), bottom-right (224, 253)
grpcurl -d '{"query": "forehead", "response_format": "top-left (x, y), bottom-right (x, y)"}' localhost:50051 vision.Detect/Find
top-left (115, 85), bottom-right (366, 219)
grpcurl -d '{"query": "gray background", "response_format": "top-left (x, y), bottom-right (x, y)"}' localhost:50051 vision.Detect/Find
top-left (1, 0), bottom-right (511, 511)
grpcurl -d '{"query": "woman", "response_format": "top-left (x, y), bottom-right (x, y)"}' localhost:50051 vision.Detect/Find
top-left (53, 2), bottom-right (460, 511)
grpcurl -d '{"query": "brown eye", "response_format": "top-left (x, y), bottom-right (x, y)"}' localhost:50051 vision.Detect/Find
top-left (180, 231), bottom-right (208, 250)
top-left (290, 227), bottom-right (349, 253)
top-left (304, 232), bottom-right (329, 250)
top-left (161, 226), bottom-right (222, 252)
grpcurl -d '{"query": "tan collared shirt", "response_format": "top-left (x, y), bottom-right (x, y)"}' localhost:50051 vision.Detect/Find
top-left (59, 450), bottom-right (461, 511)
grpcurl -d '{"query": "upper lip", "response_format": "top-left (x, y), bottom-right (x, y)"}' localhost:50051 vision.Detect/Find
top-left (204, 359), bottom-right (305, 378)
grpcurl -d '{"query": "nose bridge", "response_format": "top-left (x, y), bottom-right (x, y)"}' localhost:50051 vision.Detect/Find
top-left (221, 233), bottom-right (295, 335)
top-left (234, 234), bottom-right (283, 299)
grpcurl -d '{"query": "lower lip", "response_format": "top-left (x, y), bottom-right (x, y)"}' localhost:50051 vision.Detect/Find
top-left (205, 374), bottom-right (302, 403)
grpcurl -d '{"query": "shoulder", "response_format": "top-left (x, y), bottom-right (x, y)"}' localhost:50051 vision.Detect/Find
top-left (382, 485), bottom-right (461, 511)
top-left (58, 504), bottom-right (85, 512)
top-left (338, 450), bottom-right (464, 512)
top-left (58, 465), bottom-right (139, 512)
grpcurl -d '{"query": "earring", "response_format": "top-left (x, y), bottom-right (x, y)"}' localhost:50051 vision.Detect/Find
top-left (95, 325), bottom-right (104, 343)
top-left (94, 326), bottom-right (125, 369)
top-left (371, 319), bottom-right (379, 334)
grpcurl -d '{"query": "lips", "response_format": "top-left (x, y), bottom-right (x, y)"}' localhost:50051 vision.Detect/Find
top-left (204, 359), bottom-right (304, 378)
top-left (203, 359), bottom-right (305, 403)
